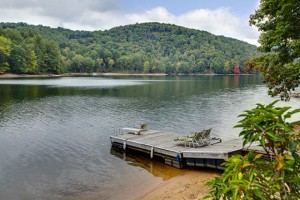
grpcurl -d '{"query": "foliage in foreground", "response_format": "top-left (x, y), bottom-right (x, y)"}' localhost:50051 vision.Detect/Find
top-left (205, 101), bottom-right (300, 200)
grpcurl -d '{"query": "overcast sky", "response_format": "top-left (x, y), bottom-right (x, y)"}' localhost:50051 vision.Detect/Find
top-left (0, 0), bottom-right (260, 45)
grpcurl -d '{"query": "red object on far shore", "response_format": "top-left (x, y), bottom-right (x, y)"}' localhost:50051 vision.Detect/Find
top-left (234, 66), bottom-right (240, 74)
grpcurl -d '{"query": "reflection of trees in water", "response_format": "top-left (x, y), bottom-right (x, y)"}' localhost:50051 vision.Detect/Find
top-left (110, 147), bottom-right (183, 180)
top-left (0, 76), bottom-right (264, 103)
top-left (0, 75), bottom-right (265, 131)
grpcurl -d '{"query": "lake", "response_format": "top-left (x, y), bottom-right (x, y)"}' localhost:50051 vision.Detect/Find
top-left (0, 75), bottom-right (298, 200)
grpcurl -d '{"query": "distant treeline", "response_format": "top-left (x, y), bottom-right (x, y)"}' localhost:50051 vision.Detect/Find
top-left (0, 22), bottom-right (257, 74)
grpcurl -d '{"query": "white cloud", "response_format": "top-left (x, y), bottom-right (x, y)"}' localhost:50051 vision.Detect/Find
top-left (0, 8), bottom-right (59, 26)
top-left (0, 2), bottom-right (259, 45)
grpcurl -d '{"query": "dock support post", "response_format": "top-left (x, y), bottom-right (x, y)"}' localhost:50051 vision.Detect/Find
top-left (123, 141), bottom-right (127, 150)
top-left (150, 147), bottom-right (154, 159)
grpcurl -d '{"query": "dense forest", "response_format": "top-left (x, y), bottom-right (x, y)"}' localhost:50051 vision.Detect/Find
top-left (0, 22), bottom-right (257, 74)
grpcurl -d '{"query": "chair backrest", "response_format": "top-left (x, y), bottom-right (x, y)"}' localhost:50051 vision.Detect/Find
top-left (194, 130), bottom-right (206, 141)
top-left (203, 128), bottom-right (212, 139)
top-left (140, 123), bottom-right (148, 130)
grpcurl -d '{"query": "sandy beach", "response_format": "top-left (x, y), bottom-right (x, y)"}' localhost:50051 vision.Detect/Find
top-left (138, 169), bottom-right (220, 200)
top-left (62, 168), bottom-right (220, 200)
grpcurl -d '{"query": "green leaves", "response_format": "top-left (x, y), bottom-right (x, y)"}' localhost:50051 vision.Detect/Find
top-left (0, 35), bottom-right (12, 72)
top-left (249, 0), bottom-right (300, 100)
top-left (236, 100), bottom-right (299, 151)
top-left (1, 22), bottom-right (257, 75)
top-left (206, 101), bottom-right (300, 199)
top-left (285, 109), bottom-right (300, 119)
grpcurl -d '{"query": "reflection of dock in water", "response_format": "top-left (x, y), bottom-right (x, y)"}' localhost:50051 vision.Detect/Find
top-left (110, 147), bottom-right (189, 180)
top-left (110, 129), bottom-right (246, 170)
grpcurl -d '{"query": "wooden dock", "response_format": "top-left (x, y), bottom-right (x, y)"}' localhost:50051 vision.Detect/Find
top-left (110, 129), bottom-right (245, 169)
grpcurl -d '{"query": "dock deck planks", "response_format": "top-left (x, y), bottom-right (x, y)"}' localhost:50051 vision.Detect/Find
top-left (110, 129), bottom-right (245, 169)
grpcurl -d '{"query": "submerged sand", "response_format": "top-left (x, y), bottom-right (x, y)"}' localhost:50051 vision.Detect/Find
top-left (62, 168), bottom-right (219, 200)
top-left (138, 169), bottom-right (220, 200)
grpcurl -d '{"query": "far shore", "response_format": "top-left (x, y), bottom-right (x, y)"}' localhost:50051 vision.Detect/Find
top-left (0, 72), bottom-right (168, 78)
top-left (0, 72), bottom-right (256, 79)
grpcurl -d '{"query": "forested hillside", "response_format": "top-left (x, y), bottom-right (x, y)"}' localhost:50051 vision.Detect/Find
top-left (0, 22), bottom-right (257, 74)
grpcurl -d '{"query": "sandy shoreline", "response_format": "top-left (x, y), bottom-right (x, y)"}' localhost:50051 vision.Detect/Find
top-left (137, 169), bottom-right (220, 200)
top-left (60, 167), bottom-right (220, 200)
top-left (62, 169), bottom-right (219, 200)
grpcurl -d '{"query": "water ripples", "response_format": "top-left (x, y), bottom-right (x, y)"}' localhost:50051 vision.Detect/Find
top-left (0, 76), bottom-right (298, 200)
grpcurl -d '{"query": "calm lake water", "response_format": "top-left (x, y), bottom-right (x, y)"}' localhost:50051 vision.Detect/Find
top-left (0, 75), bottom-right (298, 200)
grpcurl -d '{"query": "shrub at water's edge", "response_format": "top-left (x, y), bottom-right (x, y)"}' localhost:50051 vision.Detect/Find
top-left (205, 1), bottom-right (300, 197)
top-left (205, 101), bottom-right (300, 199)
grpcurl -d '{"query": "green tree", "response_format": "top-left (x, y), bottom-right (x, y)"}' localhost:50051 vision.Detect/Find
top-left (178, 61), bottom-right (190, 73)
top-left (9, 44), bottom-right (27, 73)
top-left (33, 36), bottom-right (63, 74)
top-left (95, 58), bottom-right (104, 72)
top-left (25, 48), bottom-right (38, 73)
top-left (82, 56), bottom-right (95, 72)
top-left (9, 43), bottom-right (37, 74)
top-left (107, 58), bottom-right (115, 71)
top-left (249, 0), bottom-right (300, 100)
top-left (0, 35), bottom-right (12, 72)
top-left (143, 60), bottom-right (150, 73)
top-left (42, 41), bottom-right (63, 74)
top-left (223, 60), bottom-right (231, 74)
top-left (70, 54), bottom-right (85, 72)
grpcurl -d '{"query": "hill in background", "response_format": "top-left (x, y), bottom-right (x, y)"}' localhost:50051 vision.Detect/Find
top-left (0, 22), bottom-right (257, 74)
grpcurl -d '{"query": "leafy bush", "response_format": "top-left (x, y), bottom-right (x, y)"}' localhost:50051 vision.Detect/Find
top-left (205, 101), bottom-right (300, 199)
